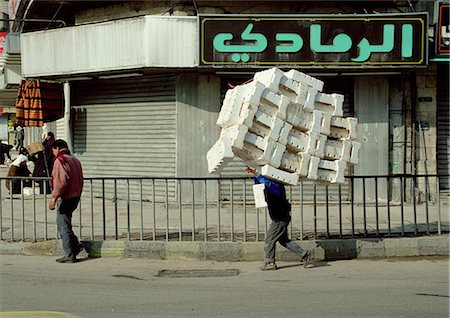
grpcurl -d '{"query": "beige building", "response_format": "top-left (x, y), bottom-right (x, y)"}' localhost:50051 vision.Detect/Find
top-left (1, 0), bottom-right (448, 201)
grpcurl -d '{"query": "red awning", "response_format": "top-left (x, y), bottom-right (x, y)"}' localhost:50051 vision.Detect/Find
top-left (15, 80), bottom-right (64, 127)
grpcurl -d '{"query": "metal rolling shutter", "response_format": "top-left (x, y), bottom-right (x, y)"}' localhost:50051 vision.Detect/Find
top-left (437, 66), bottom-right (450, 192)
top-left (70, 75), bottom-right (177, 200)
top-left (218, 75), bottom-right (353, 202)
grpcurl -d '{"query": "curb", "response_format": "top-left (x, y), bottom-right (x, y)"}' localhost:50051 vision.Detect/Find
top-left (1, 237), bottom-right (448, 261)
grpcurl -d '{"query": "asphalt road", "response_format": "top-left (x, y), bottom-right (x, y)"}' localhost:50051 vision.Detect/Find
top-left (0, 255), bottom-right (449, 318)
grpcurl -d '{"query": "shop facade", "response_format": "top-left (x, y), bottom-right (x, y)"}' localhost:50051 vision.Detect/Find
top-left (12, 1), bottom-right (448, 201)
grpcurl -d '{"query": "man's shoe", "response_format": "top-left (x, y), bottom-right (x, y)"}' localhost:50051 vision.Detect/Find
top-left (75, 245), bottom-right (84, 257)
top-left (260, 262), bottom-right (278, 271)
top-left (301, 251), bottom-right (311, 268)
top-left (56, 257), bottom-right (76, 263)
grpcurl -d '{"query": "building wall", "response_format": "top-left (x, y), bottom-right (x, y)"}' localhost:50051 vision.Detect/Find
top-left (176, 73), bottom-right (221, 178)
top-left (73, 0), bottom-right (413, 24)
top-left (415, 64), bottom-right (438, 199)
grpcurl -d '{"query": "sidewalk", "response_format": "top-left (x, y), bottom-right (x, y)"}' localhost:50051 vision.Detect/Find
top-left (1, 235), bottom-right (448, 262)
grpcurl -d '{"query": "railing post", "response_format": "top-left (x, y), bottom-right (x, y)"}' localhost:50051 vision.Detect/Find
top-left (387, 176), bottom-right (391, 237)
top-left (102, 179), bottom-right (106, 240)
top-left (127, 179), bottom-right (131, 240)
top-left (338, 184), bottom-right (342, 239)
top-left (217, 179), bottom-right (221, 242)
top-left (191, 179), bottom-right (195, 242)
top-left (152, 179), bottom-right (156, 241)
top-left (166, 178), bottom-right (169, 242)
top-left (204, 179), bottom-right (208, 242)
top-left (178, 179), bottom-right (182, 241)
top-left (425, 175), bottom-right (430, 235)
top-left (114, 179), bottom-right (118, 240)
top-left (363, 178), bottom-right (367, 238)
top-left (90, 179), bottom-right (94, 240)
top-left (326, 185), bottom-right (329, 238)
top-left (436, 176), bottom-right (441, 236)
top-left (313, 184), bottom-right (317, 240)
top-left (139, 179), bottom-right (143, 241)
top-left (400, 176), bottom-right (405, 236)
top-left (375, 177), bottom-right (379, 237)
top-left (351, 178), bottom-right (355, 238)
top-left (243, 180), bottom-right (247, 242)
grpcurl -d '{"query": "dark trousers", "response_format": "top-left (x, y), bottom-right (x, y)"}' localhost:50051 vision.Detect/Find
top-left (264, 220), bottom-right (306, 264)
top-left (56, 197), bottom-right (81, 259)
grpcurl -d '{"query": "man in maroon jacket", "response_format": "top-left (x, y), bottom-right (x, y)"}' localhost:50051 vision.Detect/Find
top-left (49, 139), bottom-right (84, 263)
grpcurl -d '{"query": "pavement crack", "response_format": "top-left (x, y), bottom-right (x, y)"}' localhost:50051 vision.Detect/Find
top-left (112, 274), bottom-right (145, 280)
top-left (415, 293), bottom-right (449, 298)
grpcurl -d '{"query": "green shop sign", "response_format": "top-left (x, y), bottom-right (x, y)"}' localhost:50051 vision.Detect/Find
top-left (199, 13), bottom-right (428, 67)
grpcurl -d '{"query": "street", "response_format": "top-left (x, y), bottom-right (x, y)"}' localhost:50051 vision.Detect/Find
top-left (0, 255), bottom-right (449, 318)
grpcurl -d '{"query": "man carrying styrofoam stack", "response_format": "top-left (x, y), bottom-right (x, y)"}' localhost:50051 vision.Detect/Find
top-left (246, 165), bottom-right (311, 270)
top-left (207, 67), bottom-right (360, 270)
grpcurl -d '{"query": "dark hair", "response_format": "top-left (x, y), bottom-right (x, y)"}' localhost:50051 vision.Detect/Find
top-left (52, 139), bottom-right (68, 149)
top-left (47, 132), bottom-right (55, 138)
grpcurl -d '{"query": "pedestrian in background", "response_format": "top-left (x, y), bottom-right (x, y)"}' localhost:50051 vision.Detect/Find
top-left (15, 126), bottom-right (24, 150)
top-left (6, 147), bottom-right (32, 194)
top-left (49, 139), bottom-right (84, 263)
top-left (32, 132), bottom-right (55, 193)
top-left (246, 166), bottom-right (311, 270)
top-left (0, 140), bottom-right (13, 165)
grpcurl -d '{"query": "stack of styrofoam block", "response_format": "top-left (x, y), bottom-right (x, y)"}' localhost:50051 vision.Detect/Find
top-left (207, 67), bottom-right (360, 185)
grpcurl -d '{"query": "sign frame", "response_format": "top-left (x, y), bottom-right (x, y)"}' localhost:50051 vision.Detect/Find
top-left (199, 13), bottom-right (428, 67)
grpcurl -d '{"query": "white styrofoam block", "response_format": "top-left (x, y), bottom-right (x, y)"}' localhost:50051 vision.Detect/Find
top-left (286, 83), bottom-right (318, 111)
top-left (317, 160), bottom-right (347, 183)
top-left (206, 139), bottom-right (234, 173)
top-left (254, 109), bottom-right (273, 127)
top-left (286, 130), bottom-right (307, 153)
top-left (220, 124), bottom-right (249, 150)
top-left (242, 81), bottom-right (267, 106)
top-left (307, 156), bottom-right (320, 180)
top-left (278, 121), bottom-right (293, 145)
top-left (270, 142), bottom-right (286, 168)
top-left (314, 133), bottom-right (327, 158)
top-left (319, 159), bottom-right (340, 171)
top-left (350, 141), bottom-right (361, 165)
top-left (330, 116), bottom-right (358, 140)
top-left (286, 129), bottom-right (318, 154)
top-left (284, 69), bottom-right (324, 91)
top-left (314, 93), bottom-right (344, 116)
top-left (253, 112), bottom-right (285, 142)
top-left (234, 141), bottom-right (263, 162)
top-left (288, 108), bottom-right (322, 133)
top-left (253, 184), bottom-right (268, 208)
top-left (347, 117), bottom-right (358, 140)
top-left (249, 121), bottom-right (270, 139)
top-left (253, 67), bottom-right (285, 92)
top-left (323, 139), bottom-right (352, 161)
top-left (220, 83), bottom-right (258, 126)
top-left (297, 152), bottom-right (311, 177)
top-left (279, 151), bottom-right (299, 173)
top-left (320, 112), bottom-right (331, 136)
top-left (279, 76), bottom-right (301, 96)
top-left (304, 87), bottom-right (318, 111)
top-left (244, 132), bottom-right (267, 150)
top-left (262, 90), bottom-right (290, 120)
top-left (260, 164), bottom-right (300, 186)
top-left (242, 135), bottom-right (279, 166)
top-left (239, 102), bottom-right (258, 127)
top-left (280, 152), bottom-right (311, 177)
top-left (269, 117), bottom-right (285, 141)
top-left (216, 88), bottom-right (242, 128)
